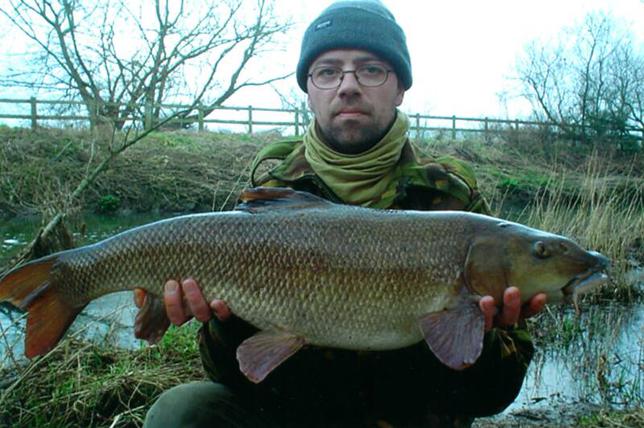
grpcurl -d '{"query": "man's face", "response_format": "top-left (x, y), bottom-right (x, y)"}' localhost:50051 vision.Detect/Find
top-left (307, 49), bottom-right (405, 154)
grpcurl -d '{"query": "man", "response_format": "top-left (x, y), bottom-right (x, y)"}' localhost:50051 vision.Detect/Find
top-left (141, 1), bottom-right (546, 426)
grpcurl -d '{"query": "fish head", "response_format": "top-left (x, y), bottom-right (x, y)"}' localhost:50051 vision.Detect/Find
top-left (464, 220), bottom-right (610, 305)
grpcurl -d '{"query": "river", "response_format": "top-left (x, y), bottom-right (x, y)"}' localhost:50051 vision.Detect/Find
top-left (1, 213), bottom-right (642, 424)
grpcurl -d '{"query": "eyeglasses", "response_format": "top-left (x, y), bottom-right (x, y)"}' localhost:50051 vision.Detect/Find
top-left (308, 64), bottom-right (393, 89)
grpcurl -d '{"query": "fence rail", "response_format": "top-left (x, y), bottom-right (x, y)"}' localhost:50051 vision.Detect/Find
top-left (0, 97), bottom-right (641, 144)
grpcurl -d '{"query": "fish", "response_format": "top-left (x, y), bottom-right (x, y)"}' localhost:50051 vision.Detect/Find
top-left (0, 187), bottom-right (610, 383)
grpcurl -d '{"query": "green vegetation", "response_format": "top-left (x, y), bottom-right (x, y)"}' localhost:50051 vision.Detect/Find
top-left (97, 195), bottom-right (121, 214)
top-left (577, 408), bottom-right (644, 427)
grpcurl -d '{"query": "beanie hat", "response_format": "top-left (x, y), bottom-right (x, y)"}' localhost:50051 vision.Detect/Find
top-left (296, 0), bottom-right (412, 92)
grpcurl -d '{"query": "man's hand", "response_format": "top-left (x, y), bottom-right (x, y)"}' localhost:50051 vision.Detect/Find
top-left (479, 287), bottom-right (547, 331)
top-left (134, 278), bottom-right (232, 327)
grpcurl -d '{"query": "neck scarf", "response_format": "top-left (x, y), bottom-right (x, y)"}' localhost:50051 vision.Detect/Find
top-left (304, 111), bottom-right (409, 207)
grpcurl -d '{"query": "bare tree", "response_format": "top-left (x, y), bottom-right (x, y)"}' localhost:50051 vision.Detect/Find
top-left (0, 0), bottom-right (293, 263)
top-left (515, 12), bottom-right (643, 145)
top-left (0, 0), bottom-right (293, 129)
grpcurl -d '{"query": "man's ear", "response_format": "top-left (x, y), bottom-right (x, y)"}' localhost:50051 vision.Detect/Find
top-left (395, 85), bottom-right (405, 107)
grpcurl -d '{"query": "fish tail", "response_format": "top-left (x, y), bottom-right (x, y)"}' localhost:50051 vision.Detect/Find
top-left (0, 255), bottom-right (83, 358)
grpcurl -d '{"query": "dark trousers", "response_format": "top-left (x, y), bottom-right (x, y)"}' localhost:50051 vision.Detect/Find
top-left (143, 381), bottom-right (276, 428)
top-left (143, 381), bottom-right (474, 428)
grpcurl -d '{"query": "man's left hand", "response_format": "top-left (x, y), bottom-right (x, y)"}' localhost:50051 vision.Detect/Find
top-left (479, 287), bottom-right (547, 331)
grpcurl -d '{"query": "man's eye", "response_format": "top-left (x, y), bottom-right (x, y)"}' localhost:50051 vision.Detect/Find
top-left (316, 68), bottom-right (340, 77)
top-left (361, 65), bottom-right (384, 75)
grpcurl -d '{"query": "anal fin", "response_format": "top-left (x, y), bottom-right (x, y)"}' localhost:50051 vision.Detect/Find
top-left (236, 330), bottom-right (305, 383)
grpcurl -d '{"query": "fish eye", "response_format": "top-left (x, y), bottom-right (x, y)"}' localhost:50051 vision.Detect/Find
top-left (533, 241), bottom-right (550, 258)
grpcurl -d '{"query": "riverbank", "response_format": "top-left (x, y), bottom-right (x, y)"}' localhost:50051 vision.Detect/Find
top-left (0, 126), bottom-right (642, 426)
top-left (1, 125), bottom-right (641, 218)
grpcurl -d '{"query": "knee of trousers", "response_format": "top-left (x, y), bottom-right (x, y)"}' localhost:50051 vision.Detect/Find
top-left (143, 381), bottom-right (255, 428)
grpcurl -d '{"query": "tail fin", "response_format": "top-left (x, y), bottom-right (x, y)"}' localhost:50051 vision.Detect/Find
top-left (0, 256), bottom-right (83, 358)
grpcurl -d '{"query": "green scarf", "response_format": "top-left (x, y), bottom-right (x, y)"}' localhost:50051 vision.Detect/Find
top-left (304, 111), bottom-right (409, 208)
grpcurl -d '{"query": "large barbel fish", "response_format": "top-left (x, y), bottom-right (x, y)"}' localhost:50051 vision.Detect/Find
top-left (0, 187), bottom-right (609, 383)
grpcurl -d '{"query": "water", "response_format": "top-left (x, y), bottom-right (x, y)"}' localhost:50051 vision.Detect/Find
top-left (0, 214), bottom-right (642, 416)
top-left (507, 304), bottom-right (642, 413)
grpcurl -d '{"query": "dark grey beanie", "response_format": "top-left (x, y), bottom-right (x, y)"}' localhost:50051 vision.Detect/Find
top-left (296, 0), bottom-right (412, 92)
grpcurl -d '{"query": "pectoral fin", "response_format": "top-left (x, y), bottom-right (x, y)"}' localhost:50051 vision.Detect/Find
top-left (419, 300), bottom-right (485, 370)
top-left (133, 289), bottom-right (170, 344)
top-left (236, 330), bottom-right (305, 383)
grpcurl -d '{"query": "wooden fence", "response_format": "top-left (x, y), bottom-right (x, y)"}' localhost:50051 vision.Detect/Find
top-left (0, 97), bottom-right (641, 144)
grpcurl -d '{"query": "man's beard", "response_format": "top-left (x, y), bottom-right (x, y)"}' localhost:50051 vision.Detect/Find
top-left (320, 119), bottom-right (390, 154)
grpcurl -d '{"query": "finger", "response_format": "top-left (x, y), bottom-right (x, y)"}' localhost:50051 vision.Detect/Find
top-left (133, 288), bottom-right (147, 308)
top-left (164, 279), bottom-right (189, 326)
top-left (497, 287), bottom-right (521, 326)
top-left (210, 299), bottom-right (232, 321)
top-left (479, 296), bottom-right (497, 331)
top-left (182, 278), bottom-right (213, 322)
top-left (522, 293), bottom-right (547, 319)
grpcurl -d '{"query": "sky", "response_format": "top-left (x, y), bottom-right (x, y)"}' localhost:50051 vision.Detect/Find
top-left (0, 0), bottom-right (642, 122)
top-left (242, 0), bottom-right (644, 119)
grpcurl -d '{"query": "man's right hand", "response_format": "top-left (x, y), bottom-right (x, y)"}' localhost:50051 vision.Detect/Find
top-left (134, 278), bottom-right (232, 328)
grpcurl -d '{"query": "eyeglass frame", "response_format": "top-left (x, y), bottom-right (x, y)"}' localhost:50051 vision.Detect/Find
top-left (307, 64), bottom-right (394, 90)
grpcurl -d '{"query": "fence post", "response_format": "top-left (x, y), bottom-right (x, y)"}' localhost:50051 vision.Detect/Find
top-left (197, 103), bottom-right (204, 131)
top-left (515, 119), bottom-right (519, 131)
top-left (30, 97), bottom-right (37, 130)
top-left (415, 113), bottom-right (420, 140)
top-left (484, 117), bottom-right (489, 142)
top-left (301, 102), bottom-right (309, 128)
top-left (451, 115), bottom-right (456, 140)
top-left (294, 105), bottom-right (300, 136)
top-left (247, 105), bottom-right (253, 134)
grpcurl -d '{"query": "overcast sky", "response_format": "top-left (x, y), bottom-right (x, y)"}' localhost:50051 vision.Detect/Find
top-left (0, 0), bottom-right (642, 122)
top-left (246, 0), bottom-right (644, 119)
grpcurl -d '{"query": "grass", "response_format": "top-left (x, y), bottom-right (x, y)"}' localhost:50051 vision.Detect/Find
top-left (578, 408), bottom-right (644, 427)
top-left (0, 127), bottom-right (267, 217)
top-left (0, 318), bottom-right (204, 428)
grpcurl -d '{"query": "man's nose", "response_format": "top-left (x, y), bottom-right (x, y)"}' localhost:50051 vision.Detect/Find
top-left (337, 71), bottom-right (362, 96)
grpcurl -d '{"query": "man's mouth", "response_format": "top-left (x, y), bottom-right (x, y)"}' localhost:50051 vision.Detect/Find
top-left (335, 108), bottom-right (368, 118)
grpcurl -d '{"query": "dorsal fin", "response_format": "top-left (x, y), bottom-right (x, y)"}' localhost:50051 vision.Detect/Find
top-left (235, 187), bottom-right (334, 213)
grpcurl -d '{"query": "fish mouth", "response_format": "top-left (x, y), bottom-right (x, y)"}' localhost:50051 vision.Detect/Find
top-left (561, 267), bottom-right (609, 313)
top-left (562, 250), bottom-right (610, 302)
top-left (562, 270), bottom-right (609, 298)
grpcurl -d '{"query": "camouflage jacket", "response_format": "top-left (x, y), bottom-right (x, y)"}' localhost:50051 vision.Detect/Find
top-left (198, 139), bottom-right (533, 427)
